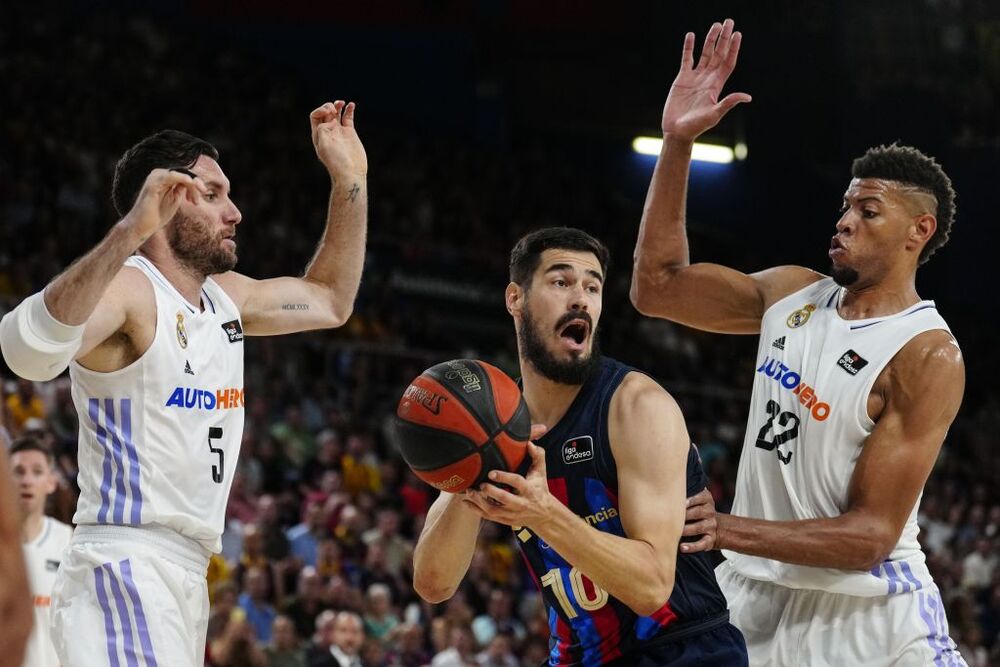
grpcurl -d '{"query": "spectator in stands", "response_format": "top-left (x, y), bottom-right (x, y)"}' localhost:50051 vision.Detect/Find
top-left (363, 582), bottom-right (400, 644)
top-left (239, 565), bottom-right (278, 643)
top-left (5, 378), bottom-right (44, 433)
top-left (284, 565), bottom-right (327, 641)
top-left (471, 589), bottom-right (524, 647)
top-left (431, 623), bottom-right (478, 667)
top-left (288, 498), bottom-right (329, 567)
top-left (265, 614), bottom-right (308, 667)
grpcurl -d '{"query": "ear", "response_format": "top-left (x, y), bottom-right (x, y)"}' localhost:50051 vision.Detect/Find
top-left (907, 213), bottom-right (937, 252)
top-left (44, 470), bottom-right (57, 495)
top-left (505, 282), bottom-right (523, 318)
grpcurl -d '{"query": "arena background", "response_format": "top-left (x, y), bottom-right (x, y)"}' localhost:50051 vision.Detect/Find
top-left (2, 2), bottom-right (998, 665)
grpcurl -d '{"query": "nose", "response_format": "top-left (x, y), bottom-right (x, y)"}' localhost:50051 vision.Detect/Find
top-left (835, 210), bottom-right (854, 235)
top-left (569, 287), bottom-right (589, 312)
top-left (225, 201), bottom-right (242, 226)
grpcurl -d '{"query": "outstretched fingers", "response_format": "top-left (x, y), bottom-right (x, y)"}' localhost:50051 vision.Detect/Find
top-left (695, 22), bottom-right (722, 71)
top-left (679, 31), bottom-right (695, 71)
top-left (711, 19), bottom-right (735, 69)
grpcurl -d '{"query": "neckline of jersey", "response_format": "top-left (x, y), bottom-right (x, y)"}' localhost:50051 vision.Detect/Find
top-left (132, 255), bottom-right (213, 316)
top-left (830, 285), bottom-right (936, 329)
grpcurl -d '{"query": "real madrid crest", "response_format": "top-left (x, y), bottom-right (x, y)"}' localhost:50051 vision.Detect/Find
top-left (176, 312), bottom-right (188, 348)
top-left (786, 303), bottom-right (816, 328)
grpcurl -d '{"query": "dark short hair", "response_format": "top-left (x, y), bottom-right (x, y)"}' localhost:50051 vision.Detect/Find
top-left (111, 130), bottom-right (219, 217)
top-left (851, 143), bottom-right (957, 265)
top-left (9, 436), bottom-right (54, 466)
top-left (509, 227), bottom-right (610, 287)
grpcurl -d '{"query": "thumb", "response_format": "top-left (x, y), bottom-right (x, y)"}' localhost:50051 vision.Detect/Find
top-left (528, 442), bottom-right (546, 466)
top-left (529, 423), bottom-right (548, 441)
top-left (715, 92), bottom-right (752, 118)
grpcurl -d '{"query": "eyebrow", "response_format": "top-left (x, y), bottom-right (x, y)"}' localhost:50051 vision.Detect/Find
top-left (545, 263), bottom-right (604, 283)
top-left (204, 179), bottom-right (230, 193)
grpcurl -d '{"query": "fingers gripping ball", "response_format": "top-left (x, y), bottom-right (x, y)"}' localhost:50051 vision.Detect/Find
top-left (393, 360), bottom-right (531, 493)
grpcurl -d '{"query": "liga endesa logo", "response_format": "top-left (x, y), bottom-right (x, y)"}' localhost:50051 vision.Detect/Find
top-left (756, 356), bottom-right (831, 421)
top-left (165, 386), bottom-right (245, 410)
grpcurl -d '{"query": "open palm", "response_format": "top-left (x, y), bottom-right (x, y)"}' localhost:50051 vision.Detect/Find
top-left (662, 19), bottom-right (751, 141)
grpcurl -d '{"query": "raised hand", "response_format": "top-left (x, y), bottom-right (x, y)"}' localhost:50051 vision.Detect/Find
top-left (310, 101), bottom-right (368, 179)
top-left (123, 168), bottom-right (208, 242)
top-left (661, 19), bottom-right (751, 142)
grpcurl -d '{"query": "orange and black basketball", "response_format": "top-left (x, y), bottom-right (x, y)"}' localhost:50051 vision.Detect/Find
top-left (392, 359), bottom-right (531, 493)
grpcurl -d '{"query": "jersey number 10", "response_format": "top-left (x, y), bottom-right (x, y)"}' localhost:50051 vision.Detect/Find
top-left (540, 567), bottom-right (609, 618)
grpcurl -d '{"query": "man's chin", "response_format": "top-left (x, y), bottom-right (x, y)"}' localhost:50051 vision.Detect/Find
top-left (830, 263), bottom-right (860, 287)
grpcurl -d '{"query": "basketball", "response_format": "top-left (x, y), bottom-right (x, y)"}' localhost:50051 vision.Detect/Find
top-left (392, 359), bottom-right (531, 493)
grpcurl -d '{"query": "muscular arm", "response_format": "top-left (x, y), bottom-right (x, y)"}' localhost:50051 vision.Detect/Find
top-left (703, 331), bottom-right (964, 570)
top-left (412, 492), bottom-right (483, 603)
top-left (630, 137), bottom-right (822, 333)
top-left (214, 101), bottom-right (367, 337)
top-left (629, 20), bottom-right (820, 333)
top-left (472, 374), bottom-right (690, 616)
top-left (0, 170), bottom-right (203, 380)
top-left (213, 175), bottom-right (367, 336)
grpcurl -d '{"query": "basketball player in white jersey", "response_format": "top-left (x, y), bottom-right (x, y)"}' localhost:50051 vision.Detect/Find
top-left (0, 100), bottom-right (368, 667)
top-left (1, 442), bottom-right (34, 667)
top-left (630, 20), bottom-right (966, 666)
top-left (11, 437), bottom-right (74, 667)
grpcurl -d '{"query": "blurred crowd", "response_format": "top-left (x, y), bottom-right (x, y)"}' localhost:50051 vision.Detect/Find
top-left (2, 7), bottom-right (998, 666)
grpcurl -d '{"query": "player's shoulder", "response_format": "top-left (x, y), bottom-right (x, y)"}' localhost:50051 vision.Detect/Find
top-left (208, 271), bottom-right (251, 311)
top-left (108, 264), bottom-right (154, 305)
top-left (611, 371), bottom-right (682, 424)
top-left (894, 328), bottom-right (964, 380)
top-left (752, 265), bottom-right (827, 311)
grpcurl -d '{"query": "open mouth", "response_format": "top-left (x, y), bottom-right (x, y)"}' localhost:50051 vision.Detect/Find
top-left (559, 320), bottom-right (590, 349)
top-left (829, 237), bottom-right (846, 258)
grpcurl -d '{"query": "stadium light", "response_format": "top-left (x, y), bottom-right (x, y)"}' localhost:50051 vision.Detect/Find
top-left (631, 136), bottom-right (745, 164)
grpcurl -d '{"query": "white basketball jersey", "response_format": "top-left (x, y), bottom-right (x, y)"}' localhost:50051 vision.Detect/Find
top-left (723, 277), bottom-right (953, 596)
top-left (22, 516), bottom-right (73, 667)
top-left (70, 255), bottom-right (245, 553)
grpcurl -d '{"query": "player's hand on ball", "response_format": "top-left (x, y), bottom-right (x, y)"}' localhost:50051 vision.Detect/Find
top-left (123, 168), bottom-right (209, 242)
top-left (661, 18), bottom-right (751, 141)
top-left (680, 487), bottom-right (721, 553)
top-left (462, 434), bottom-right (554, 529)
top-left (310, 100), bottom-right (368, 178)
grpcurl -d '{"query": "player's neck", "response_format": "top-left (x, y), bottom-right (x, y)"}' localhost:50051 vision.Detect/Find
top-left (136, 246), bottom-right (207, 309)
top-left (21, 511), bottom-right (45, 544)
top-left (837, 271), bottom-right (921, 320)
top-left (519, 363), bottom-right (585, 433)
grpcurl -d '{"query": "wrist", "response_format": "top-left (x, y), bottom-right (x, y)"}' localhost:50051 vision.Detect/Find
top-left (716, 512), bottom-right (732, 550)
top-left (116, 213), bottom-right (153, 247)
top-left (327, 169), bottom-right (367, 185)
top-left (660, 133), bottom-right (696, 151)
top-left (526, 494), bottom-right (563, 537)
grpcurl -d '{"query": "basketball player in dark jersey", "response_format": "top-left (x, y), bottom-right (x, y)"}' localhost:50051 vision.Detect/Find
top-left (413, 228), bottom-right (747, 666)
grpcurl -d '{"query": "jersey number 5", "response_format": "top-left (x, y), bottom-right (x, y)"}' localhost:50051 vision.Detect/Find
top-left (208, 427), bottom-right (225, 483)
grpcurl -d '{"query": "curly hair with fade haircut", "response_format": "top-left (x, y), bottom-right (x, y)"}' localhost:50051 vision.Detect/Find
top-left (851, 143), bottom-right (957, 265)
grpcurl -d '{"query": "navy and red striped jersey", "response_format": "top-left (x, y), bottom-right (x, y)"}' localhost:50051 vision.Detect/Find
top-left (516, 357), bottom-right (730, 666)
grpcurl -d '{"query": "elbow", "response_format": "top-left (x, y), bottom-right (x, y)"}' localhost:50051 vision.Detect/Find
top-left (412, 574), bottom-right (457, 605)
top-left (850, 523), bottom-right (898, 572)
top-left (629, 265), bottom-right (676, 317)
top-left (412, 558), bottom-right (458, 604)
top-left (630, 573), bottom-right (675, 618)
top-left (629, 273), bottom-right (657, 316)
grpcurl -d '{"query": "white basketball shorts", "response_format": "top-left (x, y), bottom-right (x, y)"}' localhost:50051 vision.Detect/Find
top-left (716, 560), bottom-right (966, 666)
top-left (51, 524), bottom-right (211, 667)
